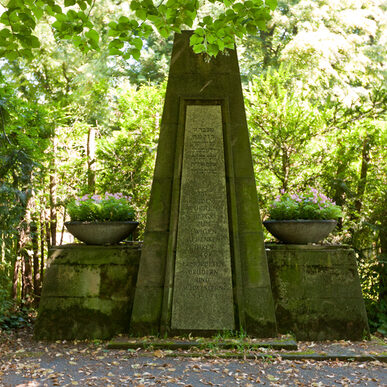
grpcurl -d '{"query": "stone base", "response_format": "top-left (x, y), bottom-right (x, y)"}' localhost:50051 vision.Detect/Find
top-left (266, 244), bottom-right (370, 341)
top-left (35, 243), bottom-right (370, 341)
top-left (34, 244), bottom-right (141, 340)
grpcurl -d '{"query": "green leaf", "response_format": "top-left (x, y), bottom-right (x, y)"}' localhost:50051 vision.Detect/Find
top-left (118, 16), bottom-right (130, 24)
top-left (5, 49), bottom-right (19, 61)
top-left (20, 48), bottom-right (34, 59)
top-left (256, 19), bottom-right (267, 30)
top-left (85, 28), bottom-right (99, 43)
top-left (159, 27), bottom-right (170, 38)
top-left (109, 47), bottom-right (122, 56)
top-left (0, 14), bottom-right (11, 26)
top-left (55, 13), bottom-right (67, 21)
top-left (28, 35), bottom-right (40, 48)
top-left (108, 38), bottom-right (124, 49)
top-left (79, 1), bottom-right (87, 11)
top-left (183, 15), bottom-right (194, 28)
top-left (192, 43), bottom-right (205, 53)
top-left (207, 43), bottom-right (218, 56)
top-left (72, 35), bottom-right (82, 46)
top-left (206, 33), bottom-right (216, 44)
top-left (130, 0), bottom-right (140, 10)
top-left (32, 7), bottom-right (43, 20)
top-left (233, 3), bottom-right (244, 12)
top-left (217, 39), bottom-right (224, 51)
top-left (52, 21), bottom-right (62, 30)
top-left (108, 29), bottom-right (120, 37)
top-left (0, 28), bottom-right (12, 39)
top-left (64, 0), bottom-right (76, 6)
top-left (246, 23), bottom-right (257, 34)
top-left (77, 10), bottom-right (88, 21)
top-left (195, 27), bottom-right (205, 36)
top-left (7, 0), bottom-right (23, 9)
top-left (203, 16), bottom-right (212, 25)
top-left (52, 5), bottom-right (62, 13)
top-left (216, 28), bottom-right (225, 38)
top-left (224, 41), bottom-right (234, 49)
top-left (190, 34), bottom-right (203, 45)
top-left (67, 9), bottom-right (77, 20)
top-left (135, 9), bottom-right (147, 20)
top-left (131, 48), bottom-right (141, 60)
top-left (266, 0), bottom-right (278, 11)
top-left (132, 37), bottom-right (143, 50)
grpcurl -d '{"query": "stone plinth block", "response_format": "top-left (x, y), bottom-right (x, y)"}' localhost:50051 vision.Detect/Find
top-left (34, 244), bottom-right (141, 340)
top-left (266, 244), bottom-right (370, 341)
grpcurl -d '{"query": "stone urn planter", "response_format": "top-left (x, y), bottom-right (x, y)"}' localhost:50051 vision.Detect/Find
top-left (65, 221), bottom-right (139, 245)
top-left (263, 219), bottom-right (337, 244)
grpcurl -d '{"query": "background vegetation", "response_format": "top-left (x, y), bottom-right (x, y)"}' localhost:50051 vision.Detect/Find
top-left (1, 0), bottom-right (386, 335)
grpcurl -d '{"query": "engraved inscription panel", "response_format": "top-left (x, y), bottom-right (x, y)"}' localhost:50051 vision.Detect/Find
top-left (171, 104), bottom-right (235, 330)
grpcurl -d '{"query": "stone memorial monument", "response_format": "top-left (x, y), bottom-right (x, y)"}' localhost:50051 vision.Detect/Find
top-left (130, 31), bottom-right (277, 337)
top-left (34, 32), bottom-right (369, 342)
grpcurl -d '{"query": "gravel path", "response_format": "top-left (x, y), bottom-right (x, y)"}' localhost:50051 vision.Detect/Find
top-left (1, 328), bottom-right (386, 386)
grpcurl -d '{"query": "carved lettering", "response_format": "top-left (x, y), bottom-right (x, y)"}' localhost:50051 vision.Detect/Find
top-left (171, 104), bottom-right (235, 330)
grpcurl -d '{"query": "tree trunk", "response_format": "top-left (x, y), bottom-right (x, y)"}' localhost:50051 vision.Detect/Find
top-left (60, 206), bottom-right (67, 245)
top-left (332, 153), bottom-right (348, 230)
top-left (31, 217), bottom-right (41, 302)
top-left (45, 210), bottom-right (51, 249)
top-left (50, 137), bottom-right (57, 246)
top-left (377, 191), bottom-right (387, 306)
top-left (22, 249), bottom-right (33, 305)
top-left (40, 207), bottom-right (46, 282)
top-left (21, 200), bottom-right (33, 304)
top-left (11, 253), bottom-right (20, 300)
top-left (281, 149), bottom-right (289, 191)
top-left (354, 135), bottom-right (371, 214)
top-left (87, 126), bottom-right (96, 193)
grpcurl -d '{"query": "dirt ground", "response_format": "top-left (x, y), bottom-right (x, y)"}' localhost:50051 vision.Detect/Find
top-left (1, 327), bottom-right (386, 386)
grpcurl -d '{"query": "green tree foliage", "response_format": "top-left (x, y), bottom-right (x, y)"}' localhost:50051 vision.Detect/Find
top-left (246, 66), bottom-right (324, 194)
top-left (0, 0), bottom-right (277, 61)
top-left (0, 71), bottom-right (50, 311)
top-left (96, 82), bottom-right (165, 231)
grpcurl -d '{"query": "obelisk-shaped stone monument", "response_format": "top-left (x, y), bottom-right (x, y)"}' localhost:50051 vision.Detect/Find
top-left (130, 31), bottom-right (277, 337)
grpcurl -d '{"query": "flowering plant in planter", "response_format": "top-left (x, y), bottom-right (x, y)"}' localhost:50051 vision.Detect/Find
top-left (67, 192), bottom-right (135, 222)
top-left (65, 193), bottom-right (138, 245)
top-left (264, 188), bottom-right (342, 244)
top-left (268, 187), bottom-right (342, 220)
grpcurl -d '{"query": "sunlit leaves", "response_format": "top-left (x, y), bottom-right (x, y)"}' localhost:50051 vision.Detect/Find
top-left (0, 0), bottom-right (277, 61)
top-left (190, 0), bottom-right (273, 58)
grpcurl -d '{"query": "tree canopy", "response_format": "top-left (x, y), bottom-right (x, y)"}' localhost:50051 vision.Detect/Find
top-left (0, 0), bottom-right (277, 61)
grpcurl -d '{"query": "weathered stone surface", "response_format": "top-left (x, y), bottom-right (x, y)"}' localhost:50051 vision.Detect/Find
top-left (34, 244), bottom-right (140, 340)
top-left (130, 31), bottom-right (277, 337)
top-left (266, 244), bottom-right (370, 340)
top-left (171, 105), bottom-right (234, 331)
top-left (41, 265), bottom-right (100, 298)
top-left (34, 298), bottom-right (130, 340)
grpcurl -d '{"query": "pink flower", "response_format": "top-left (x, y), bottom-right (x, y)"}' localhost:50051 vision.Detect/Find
top-left (92, 194), bottom-right (102, 203)
top-left (81, 194), bottom-right (89, 201)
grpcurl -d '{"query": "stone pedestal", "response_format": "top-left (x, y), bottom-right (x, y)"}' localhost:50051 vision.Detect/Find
top-left (34, 244), bottom-right (140, 340)
top-left (266, 244), bottom-right (370, 341)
